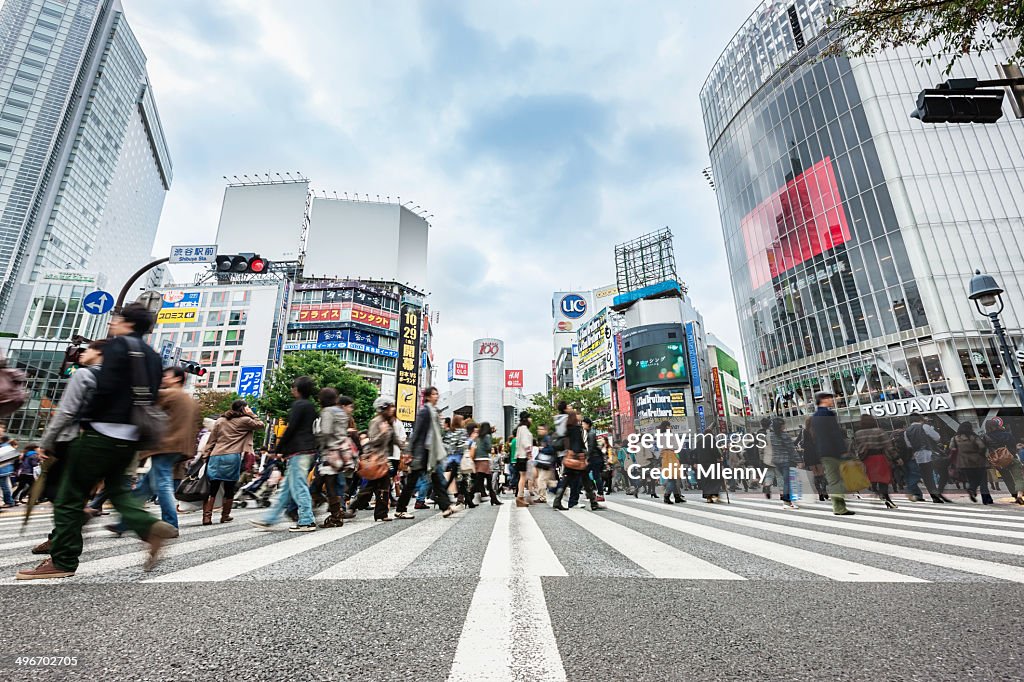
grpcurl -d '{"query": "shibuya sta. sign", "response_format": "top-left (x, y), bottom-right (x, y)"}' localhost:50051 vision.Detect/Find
top-left (859, 393), bottom-right (954, 418)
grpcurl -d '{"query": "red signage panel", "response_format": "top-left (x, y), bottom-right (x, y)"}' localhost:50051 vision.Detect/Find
top-left (740, 156), bottom-right (852, 289)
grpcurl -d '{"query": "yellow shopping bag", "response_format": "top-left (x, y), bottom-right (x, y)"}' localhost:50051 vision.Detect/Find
top-left (840, 459), bottom-right (870, 492)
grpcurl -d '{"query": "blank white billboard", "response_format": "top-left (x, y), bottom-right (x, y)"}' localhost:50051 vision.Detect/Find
top-left (215, 182), bottom-right (309, 262)
top-left (305, 199), bottom-right (428, 291)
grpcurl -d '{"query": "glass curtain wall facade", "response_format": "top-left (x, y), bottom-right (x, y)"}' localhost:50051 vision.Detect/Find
top-left (702, 0), bottom-right (1024, 432)
top-left (0, 0), bottom-right (171, 335)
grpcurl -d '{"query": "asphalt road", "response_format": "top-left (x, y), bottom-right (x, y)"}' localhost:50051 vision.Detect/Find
top-left (2, 490), bottom-right (1023, 681)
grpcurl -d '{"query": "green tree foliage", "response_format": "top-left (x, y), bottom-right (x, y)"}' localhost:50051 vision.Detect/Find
top-left (257, 351), bottom-right (378, 429)
top-left (827, 0), bottom-right (1024, 73)
top-left (192, 390), bottom-right (241, 424)
top-left (525, 386), bottom-right (612, 434)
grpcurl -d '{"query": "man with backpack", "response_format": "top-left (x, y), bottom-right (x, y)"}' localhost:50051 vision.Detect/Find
top-left (904, 415), bottom-right (949, 503)
top-left (16, 303), bottom-right (177, 580)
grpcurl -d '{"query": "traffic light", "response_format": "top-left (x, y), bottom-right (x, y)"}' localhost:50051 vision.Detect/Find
top-left (181, 361), bottom-right (207, 377)
top-left (911, 79), bottom-right (1005, 124)
top-left (214, 253), bottom-right (269, 274)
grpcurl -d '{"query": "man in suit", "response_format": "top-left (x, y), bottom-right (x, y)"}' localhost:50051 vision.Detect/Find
top-left (394, 387), bottom-right (455, 519)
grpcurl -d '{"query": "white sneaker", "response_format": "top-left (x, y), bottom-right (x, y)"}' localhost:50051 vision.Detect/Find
top-left (394, 511), bottom-right (415, 520)
top-left (287, 523), bottom-right (316, 532)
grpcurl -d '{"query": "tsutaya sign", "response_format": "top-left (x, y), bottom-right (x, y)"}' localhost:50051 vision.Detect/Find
top-left (859, 393), bottom-right (954, 418)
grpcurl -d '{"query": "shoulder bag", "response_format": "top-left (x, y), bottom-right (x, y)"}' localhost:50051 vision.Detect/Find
top-left (175, 458), bottom-right (210, 502)
top-left (124, 337), bottom-right (168, 450)
top-left (563, 449), bottom-right (588, 471)
top-left (988, 446), bottom-right (1015, 469)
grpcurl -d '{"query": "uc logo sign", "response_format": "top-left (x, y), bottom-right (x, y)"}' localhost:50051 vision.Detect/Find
top-left (560, 294), bottom-right (587, 319)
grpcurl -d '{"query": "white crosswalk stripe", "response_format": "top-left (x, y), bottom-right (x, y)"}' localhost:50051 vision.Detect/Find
top-left (4, 496), bottom-right (1024, 588)
top-left (729, 498), bottom-right (1024, 539)
top-left (604, 501), bottom-right (924, 582)
top-left (838, 499), bottom-right (1024, 525)
top-left (146, 519), bottom-right (375, 583)
top-left (311, 512), bottom-right (463, 580)
top-left (716, 498), bottom-right (1024, 555)
top-left (625, 498), bottom-right (1024, 583)
top-left (560, 504), bottom-right (745, 580)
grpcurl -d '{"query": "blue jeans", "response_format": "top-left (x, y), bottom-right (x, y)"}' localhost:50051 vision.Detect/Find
top-left (0, 475), bottom-right (13, 506)
top-left (116, 453), bottom-right (179, 529)
top-left (263, 454), bottom-right (315, 526)
top-left (905, 460), bottom-right (922, 497)
top-left (777, 465), bottom-right (792, 501)
top-left (139, 453), bottom-right (178, 527)
top-left (415, 469), bottom-right (431, 503)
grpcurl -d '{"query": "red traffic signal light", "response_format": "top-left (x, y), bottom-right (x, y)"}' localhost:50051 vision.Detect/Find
top-left (214, 254), bottom-right (269, 274)
top-left (181, 361), bottom-right (207, 377)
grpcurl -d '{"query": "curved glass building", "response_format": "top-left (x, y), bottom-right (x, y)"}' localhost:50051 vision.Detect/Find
top-left (702, 0), bottom-right (1024, 431)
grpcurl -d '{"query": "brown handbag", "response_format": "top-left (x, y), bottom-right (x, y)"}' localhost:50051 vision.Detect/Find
top-left (357, 451), bottom-right (389, 480)
top-left (988, 446), bottom-right (1015, 469)
top-left (563, 449), bottom-right (587, 471)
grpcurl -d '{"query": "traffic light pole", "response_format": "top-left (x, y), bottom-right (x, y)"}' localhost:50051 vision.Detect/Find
top-left (114, 257), bottom-right (169, 312)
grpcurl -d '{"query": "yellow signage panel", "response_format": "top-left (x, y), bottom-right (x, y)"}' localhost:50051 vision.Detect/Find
top-left (396, 382), bottom-right (417, 422)
top-left (156, 308), bottom-right (198, 324)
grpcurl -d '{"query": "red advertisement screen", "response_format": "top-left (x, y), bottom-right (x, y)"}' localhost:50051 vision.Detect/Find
top-left (740, 157), bottom-right (851, 289)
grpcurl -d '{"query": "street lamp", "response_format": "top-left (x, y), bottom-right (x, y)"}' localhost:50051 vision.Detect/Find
top-left (968, 269), bottom-right (1024, 408)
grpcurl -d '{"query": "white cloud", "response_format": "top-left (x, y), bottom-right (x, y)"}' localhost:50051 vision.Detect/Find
top-left (127, 0), bottom-right (761, 394)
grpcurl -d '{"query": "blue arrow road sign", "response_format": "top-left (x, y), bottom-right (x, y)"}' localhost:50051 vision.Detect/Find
top-left (83, 290), bottom-right (113, 315)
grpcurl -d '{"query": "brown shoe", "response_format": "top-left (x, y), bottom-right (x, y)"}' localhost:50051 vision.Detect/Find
top-left (144, 521), bottom-right (178, 572)
top-left (31, 539), bottom-right (51, 555)
top-left (220, 498), bottom-right (234, 523)
top-left (515, 497), bottom-right (530, 508)
top-left (201, 497), bottom-right (215, 526)
top-left (16, 558), bottom-right (75, 580)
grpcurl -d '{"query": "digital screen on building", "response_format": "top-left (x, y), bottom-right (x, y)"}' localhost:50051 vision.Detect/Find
top-left (623, 343), bottom-right (687, 390)
top-left (740, 156), bottom-right (852, 289)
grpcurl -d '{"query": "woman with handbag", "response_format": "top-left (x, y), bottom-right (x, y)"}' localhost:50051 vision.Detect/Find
top-left (315, 388), bottom-right (357, 528)
top-left (983, 418), bottom-right (1024, 505)
top-left (551, 411), bottom-right (604, 511)
top-left (949, 422), bottom-right (992, 504)
top-left (472, 422), bottom-right (500, 506)
top-left (202, 400), bottom-right (263, 525)
top-left (850, 414), bottom-right (898, 509)
top-left (346, 396), bottom-right (402, 522)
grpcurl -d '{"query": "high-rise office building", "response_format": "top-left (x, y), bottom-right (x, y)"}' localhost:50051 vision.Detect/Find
top-left (0, 0), bottom-right (171, 337)
top-left (702, 0), bottom-right (1024, 431)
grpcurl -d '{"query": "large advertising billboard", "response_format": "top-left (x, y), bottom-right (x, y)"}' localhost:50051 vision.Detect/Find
top-left (215, 181), bottom-right (308, 262)
top-left (623, 342), bottom-right (688, 391)
top-left (740, 157), bottom-right (851, 289)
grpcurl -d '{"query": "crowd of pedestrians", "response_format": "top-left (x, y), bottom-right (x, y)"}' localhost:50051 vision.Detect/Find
top-left (4, 303), bottom-right (1024, 580)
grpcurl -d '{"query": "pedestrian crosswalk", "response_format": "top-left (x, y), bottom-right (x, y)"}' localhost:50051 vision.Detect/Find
top-left (2, 495), bottom-right (1024, 586)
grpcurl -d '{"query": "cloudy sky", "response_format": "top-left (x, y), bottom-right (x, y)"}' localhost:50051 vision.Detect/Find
top-left (131, 0), bottom-right (760, 394)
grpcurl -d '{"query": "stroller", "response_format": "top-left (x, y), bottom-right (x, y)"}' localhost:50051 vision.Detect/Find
top-left (235, 460), bottom-right (284, 508)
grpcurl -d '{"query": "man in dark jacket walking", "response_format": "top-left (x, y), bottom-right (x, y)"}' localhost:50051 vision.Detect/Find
top-left (17, 304), bottom-right (177, 579)
top-left (253, 376), bottom-right (318, 532)
top-left (394, 387), bottom-right (454, 519)
top-left (808, 391), bottom-right (855, 516)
